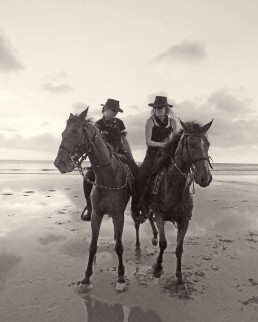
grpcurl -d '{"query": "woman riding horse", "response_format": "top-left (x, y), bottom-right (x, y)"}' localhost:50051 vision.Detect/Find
top-left (82, 98), bottom-right (138, 221)
top-left (133, 96), bottom-right (178, 222)
top-left (149, 119), bottom-right (213, 283)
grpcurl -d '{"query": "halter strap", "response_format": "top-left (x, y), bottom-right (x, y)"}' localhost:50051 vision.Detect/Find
top-left (60, 118), bottom-right (112, 169)
top-left (181, 132), bottom-right (213, 169)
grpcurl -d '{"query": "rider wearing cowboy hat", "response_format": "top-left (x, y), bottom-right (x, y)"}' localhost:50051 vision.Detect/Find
top-left (132, 96), bottom-right (178, 222)
top-left (81, 98), bottom-right (138, 221)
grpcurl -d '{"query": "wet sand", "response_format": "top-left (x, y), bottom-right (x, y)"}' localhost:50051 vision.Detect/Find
top-left (0, 173), bottom-right (258, 322)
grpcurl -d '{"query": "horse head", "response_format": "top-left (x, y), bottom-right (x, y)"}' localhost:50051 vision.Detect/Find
top-left (54, 107), bottom-right (96, 173)
top-left (176, 119), bottom-right (213, 187)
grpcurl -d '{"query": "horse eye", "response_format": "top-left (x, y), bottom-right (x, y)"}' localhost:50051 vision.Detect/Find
top-left (73, 129), bottom-right (79, 134)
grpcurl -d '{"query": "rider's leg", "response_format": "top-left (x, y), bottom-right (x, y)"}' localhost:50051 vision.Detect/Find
top-left (81, 169), bottom-right (95, 221)
top-left (132, 150), bottom-right (155, 221)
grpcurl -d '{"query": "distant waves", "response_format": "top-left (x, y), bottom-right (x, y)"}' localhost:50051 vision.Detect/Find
top-left (0, 160), bottom-right (258, 175)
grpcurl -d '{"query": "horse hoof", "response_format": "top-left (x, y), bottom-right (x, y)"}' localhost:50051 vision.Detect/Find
top-left (177, 278), bottom-right (184, 285)
top-left (153, 263), bottom-right (163, 278)
top-left (115, 282), bottom-right (127, 293)
top-left (135, 247), bottom-right (141, 253)
top-left (177, 282), bottom-right (187, 290)
top-left (153, 270), bottom-right (162, 278)
top-left (152, 237), bottom-right (158, 246)
top-left (78, 282), bottom-right (92, 293)
top-left (176, 272), bottom-right (184, 285)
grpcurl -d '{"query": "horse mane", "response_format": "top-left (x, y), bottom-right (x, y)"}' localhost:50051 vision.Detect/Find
top-left (163, 130), bottom-right (183, 158)
top-left (163, 121), bottom-right (205, 158)
top-left (181, 121), bottom-right (206, 134)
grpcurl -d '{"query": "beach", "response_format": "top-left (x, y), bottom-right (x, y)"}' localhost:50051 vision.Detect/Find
top-left (0, 166), bottom-right (258, 322)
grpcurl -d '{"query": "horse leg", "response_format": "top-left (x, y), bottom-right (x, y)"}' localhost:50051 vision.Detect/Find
top-left (113, 216), bottom-right (127, 291)
top-left (134, 221), bottom-right (141, 252)
top-left (153, 215), bottom-right (167, 278)
top-left (113, 218), bottom-right (117, 241)
top-left (149, 211), bottom-right (158, 246)
top-left (175, 218), bottom-right (189, 284)
top-left (79, 211), bottom-right (103, 292)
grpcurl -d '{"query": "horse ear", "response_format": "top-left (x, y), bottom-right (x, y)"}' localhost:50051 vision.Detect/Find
top-left (201, 119), bottom-right (213, 133)
top-left (79, 106), bottom-right (89, 120)
top-left (69, 113), bottom-right (74, 119)
top-left (179, 119), bottom-right (189, 132)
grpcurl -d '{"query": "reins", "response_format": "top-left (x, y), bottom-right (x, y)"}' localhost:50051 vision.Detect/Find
top-left (84, 161), bottom-right (130, 190)
top-left (171, 160), bottom-right (197, 194)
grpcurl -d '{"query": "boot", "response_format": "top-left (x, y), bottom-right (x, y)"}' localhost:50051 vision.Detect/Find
top-left (81, 197), bottom-right (92, 221)
top-left (132, 188), bottom-right (149, 223)
top-left (131, 186), bottom-right (146, 224)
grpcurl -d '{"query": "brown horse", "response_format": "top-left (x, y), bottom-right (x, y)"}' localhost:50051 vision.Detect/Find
top-left (54, 108), bottom-right (134, 292)
top-left (146, 119), bottom-right (213, 284)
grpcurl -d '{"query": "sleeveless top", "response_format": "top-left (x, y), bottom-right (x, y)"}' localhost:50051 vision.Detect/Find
top-left (146, 116), bottom-right (173, 157)
top-left (151, 116), bottom-right (173, 142)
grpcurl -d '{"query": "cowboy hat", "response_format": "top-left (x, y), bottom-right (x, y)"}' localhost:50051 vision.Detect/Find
top-left (148, 96), bottom-right (173, 108)
top-left (101, 98), bottom-right (123, 113)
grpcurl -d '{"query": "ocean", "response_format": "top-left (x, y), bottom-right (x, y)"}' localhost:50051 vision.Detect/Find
top-left (0, 160), bottom-right (258, 175)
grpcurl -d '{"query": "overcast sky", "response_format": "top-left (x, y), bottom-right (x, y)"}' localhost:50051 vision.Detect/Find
top-left (0, 0), bottom-right (258, 163)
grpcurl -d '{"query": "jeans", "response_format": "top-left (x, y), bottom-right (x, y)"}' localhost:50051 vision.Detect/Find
top-left (134, 147), bottom-right (158, 209)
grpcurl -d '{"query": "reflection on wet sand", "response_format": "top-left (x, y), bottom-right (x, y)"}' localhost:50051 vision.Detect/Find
top-left (0, 188), bottom-right (71, 237)
top-left (84, 295), bottom-right (162, 322)
top-left (38, 233), bottom-right (67, 246)
top-left (0, 253), bottom-right (22, 289)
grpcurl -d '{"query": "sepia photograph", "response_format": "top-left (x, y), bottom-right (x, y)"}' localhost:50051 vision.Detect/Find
top-left (0, 1), bottom-right (258, 321)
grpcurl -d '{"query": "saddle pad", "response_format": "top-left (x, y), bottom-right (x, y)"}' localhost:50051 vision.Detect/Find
top-left (152, 168), bottom-right (166, 195)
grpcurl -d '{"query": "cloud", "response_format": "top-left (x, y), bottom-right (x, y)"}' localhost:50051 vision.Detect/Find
top-left (121, 89), bottom-right (258, 153)
top-left (73, 101), bottom-right (89, 114)
top-left (208, 88), bottom-right (253, 116)
top-left (1, 88), bottom-right (257, 163)
top-left (122, 111), bottom-right (148, 148)
top-left (0, 132), bottom-right (60, 152)
top-left (43, 71), bottom-right (67, 82)
top-left (0, 34), bottom-right (23, 72)
top-left (152, 41), bottom-right (207, 64)
top-left (42, 82), bottom-right (73, 94)
top-left (175, 88), bottom-right (258, 148)
top-left (2, 127), bottom-right (18, 133)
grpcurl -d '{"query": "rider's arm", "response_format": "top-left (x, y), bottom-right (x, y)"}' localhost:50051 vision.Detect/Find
top-left (171, 118), bottom-right (178, 137)
top-left (117, 119), bottom-right (127, 136)
top-left (145, 118), bottom-right (166, 148)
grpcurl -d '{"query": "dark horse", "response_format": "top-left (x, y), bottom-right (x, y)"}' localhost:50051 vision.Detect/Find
top-left (146, 119), bottom-right (213, 284)
top-left (54, 108), bottom-right (134, 292)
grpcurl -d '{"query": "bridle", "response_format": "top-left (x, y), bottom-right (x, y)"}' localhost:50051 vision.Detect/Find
top-left (59, 118), bottom-right (103, 175)
top-left (171, 132), bottom-right (213, 193)
top-left (182, 133), bottom-right (213, 169)
top-left (59, 118), bottom-right (129, 190)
